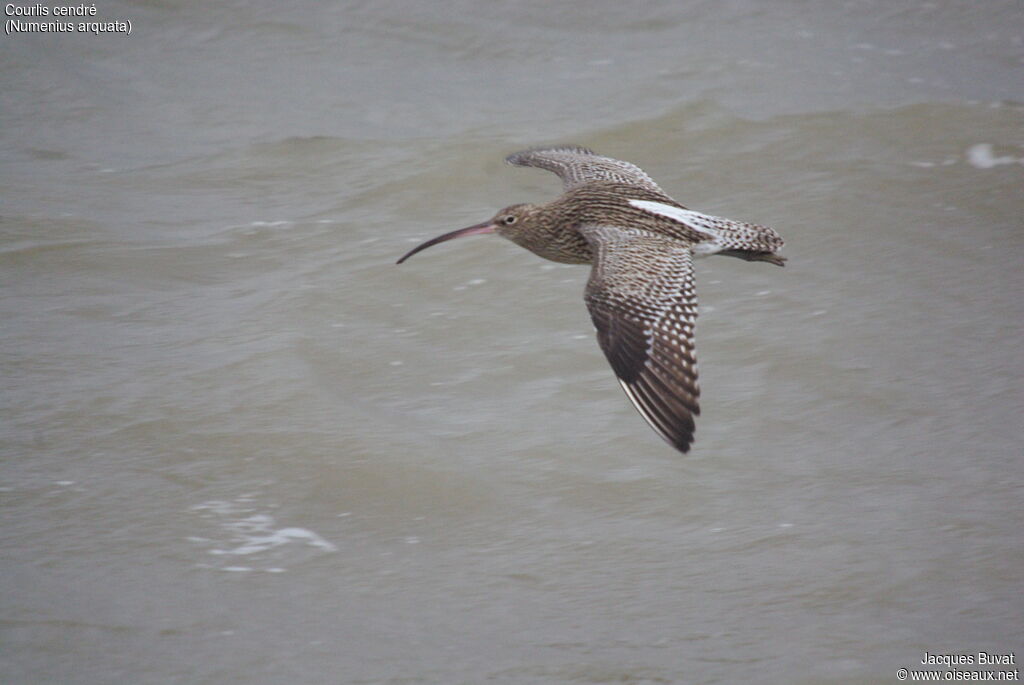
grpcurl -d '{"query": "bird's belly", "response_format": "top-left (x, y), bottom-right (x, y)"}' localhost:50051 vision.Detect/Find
top-left (515, 230), bottom-right (593, 264)
top-left (539, 248), bottom-right (593, 265)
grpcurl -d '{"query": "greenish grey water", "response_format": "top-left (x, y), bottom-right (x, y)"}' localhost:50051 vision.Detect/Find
top-left (2, 1), bottom-right (1022, 683)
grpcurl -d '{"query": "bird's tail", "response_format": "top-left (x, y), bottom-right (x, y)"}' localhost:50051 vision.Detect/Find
top-left (718, 249), bottom-right (787, 267)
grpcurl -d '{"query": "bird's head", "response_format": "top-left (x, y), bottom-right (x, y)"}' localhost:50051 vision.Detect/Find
top-left (396, 204), bottom-right (538, 264)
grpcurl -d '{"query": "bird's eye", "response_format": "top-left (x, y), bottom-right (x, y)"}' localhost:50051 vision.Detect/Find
top-left (503, 215), bottom-right (517, 225)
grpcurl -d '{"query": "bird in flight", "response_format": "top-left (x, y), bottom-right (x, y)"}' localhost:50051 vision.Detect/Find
top-left (397, 146), bottom-right (785, 453)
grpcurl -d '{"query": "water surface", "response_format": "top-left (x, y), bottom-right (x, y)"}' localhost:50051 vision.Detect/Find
top-left (2, 1), bottom-right (1022, 683)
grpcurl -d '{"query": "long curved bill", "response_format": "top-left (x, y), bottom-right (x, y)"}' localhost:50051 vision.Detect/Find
top-left (396, 221), bottom-right (497, 264)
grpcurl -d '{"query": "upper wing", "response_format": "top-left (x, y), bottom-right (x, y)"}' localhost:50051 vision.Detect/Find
top-left (506, 146), bottom-right (666, 194)
top-left (580, 224), bottom-right (700, 453)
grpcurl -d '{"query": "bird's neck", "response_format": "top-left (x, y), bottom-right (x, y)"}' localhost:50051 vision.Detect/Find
top-left (501, 202), bottom-right (591, 265)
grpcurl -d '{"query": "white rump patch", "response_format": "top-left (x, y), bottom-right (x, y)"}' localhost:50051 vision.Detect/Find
top-left (628, 200), bottom-right (722, 238)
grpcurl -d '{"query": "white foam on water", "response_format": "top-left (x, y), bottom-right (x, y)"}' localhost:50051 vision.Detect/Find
top-left (209, 515), bottom-right (337, 556)
top-left (191, 499), bottom-right (337, 570)
top-left (192, 500), bottom-right (235, 515)
top-left (966, 143), bottom-right (1024, 169)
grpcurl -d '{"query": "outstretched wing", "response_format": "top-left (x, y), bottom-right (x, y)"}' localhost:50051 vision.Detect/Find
top-left (506, 145), bottom-right (666, 194)
top-left (580, 224), bottom-right (700, 453)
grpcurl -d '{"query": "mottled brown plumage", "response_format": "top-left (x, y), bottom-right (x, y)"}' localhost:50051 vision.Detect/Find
top-left (397, 146), bottom-right (785, 453)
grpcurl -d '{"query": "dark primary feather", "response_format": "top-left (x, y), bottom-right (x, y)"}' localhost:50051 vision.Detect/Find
top-left (580, 224), bottom-right (701, 453)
